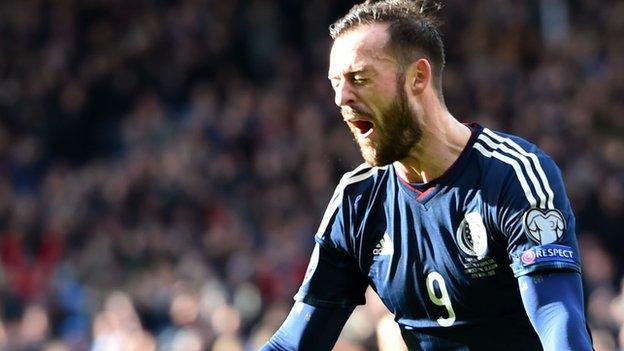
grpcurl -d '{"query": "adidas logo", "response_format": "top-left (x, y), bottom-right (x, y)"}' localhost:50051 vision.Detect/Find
top-left (373, 233), bottom-right (394, 256)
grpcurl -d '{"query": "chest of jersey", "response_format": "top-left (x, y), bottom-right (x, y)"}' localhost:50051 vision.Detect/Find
top-left (356, 182), bottom-right (523, 328)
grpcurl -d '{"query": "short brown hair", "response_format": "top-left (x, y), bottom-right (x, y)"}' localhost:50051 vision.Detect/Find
top-left (330, 0), bottom-right (445, 93)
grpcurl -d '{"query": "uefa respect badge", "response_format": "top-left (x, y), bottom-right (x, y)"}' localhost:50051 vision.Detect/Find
top-left (520, 250), bottom-right (537, 265)
top-left (520, 244), bottom-right (576, 267)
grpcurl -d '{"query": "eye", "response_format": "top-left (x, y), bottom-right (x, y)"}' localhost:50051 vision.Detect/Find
top-left (351, 76), bottom-right (368, 86)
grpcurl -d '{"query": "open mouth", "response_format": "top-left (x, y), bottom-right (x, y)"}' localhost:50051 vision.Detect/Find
top-left (350, 120), bottom-right (374, 138)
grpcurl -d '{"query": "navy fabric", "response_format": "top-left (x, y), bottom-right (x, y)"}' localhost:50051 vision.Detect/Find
top-left (287, 124), bottom-right (589, 349)
top-left (519, 272), bottom-right (593, 351)
top-left (260, 302), bottom-right (354, 351)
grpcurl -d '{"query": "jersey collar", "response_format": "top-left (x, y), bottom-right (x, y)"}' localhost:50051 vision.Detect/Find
top-left (396, 123), bottom-right (482, 203)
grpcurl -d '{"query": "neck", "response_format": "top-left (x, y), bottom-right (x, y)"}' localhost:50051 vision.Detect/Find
top-left (393, 101), bottom-right (472, 184)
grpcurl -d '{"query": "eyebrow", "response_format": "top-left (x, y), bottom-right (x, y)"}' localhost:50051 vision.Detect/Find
top-left (328, 66), bottom-right (373, 80)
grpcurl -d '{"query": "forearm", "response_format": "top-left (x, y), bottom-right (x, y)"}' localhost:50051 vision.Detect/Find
top-left (518, 272), bottom-right (592, 351)
top-left (261, 301), bottom-right (355, 351)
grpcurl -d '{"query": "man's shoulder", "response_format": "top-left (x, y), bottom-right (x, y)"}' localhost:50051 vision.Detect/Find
top-left (472, 127), bottom-right (560, 175)
top-left (472, 126), bottom-right (563, 209)
top-left (337, 162), bottom-right (390, 186)
top-left (475, 127), bottom-right (552, 161)
top-left (314, 163), bottom-right (390, 240)
top-left (334, 163), bottom-right (390, 198)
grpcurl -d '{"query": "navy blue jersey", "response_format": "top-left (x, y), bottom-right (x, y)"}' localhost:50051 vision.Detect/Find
top-left (295, 124), bottom-right (582, 350)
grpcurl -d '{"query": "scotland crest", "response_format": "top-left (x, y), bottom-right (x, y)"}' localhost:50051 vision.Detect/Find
top-left (456, 212), bottom-right (489, 258)
top-left (523, 208), bottom-right (566, 244)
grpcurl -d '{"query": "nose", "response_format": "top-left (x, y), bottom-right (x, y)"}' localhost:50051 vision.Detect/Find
top-left (334, 80), bottom-right (356, 107)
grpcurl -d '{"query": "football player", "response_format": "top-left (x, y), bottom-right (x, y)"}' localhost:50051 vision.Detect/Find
top-left (262, 1), bottom-right (593, 349)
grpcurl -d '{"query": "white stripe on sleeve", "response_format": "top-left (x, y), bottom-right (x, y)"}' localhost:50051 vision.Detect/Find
top-left (483, 129), bottom-right (555, 208)
top-left (473, 142), bottom-right (538, 207)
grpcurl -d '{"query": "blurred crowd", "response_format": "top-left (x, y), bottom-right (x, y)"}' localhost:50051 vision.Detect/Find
top-left (0, 0), bottom-right (622, 350)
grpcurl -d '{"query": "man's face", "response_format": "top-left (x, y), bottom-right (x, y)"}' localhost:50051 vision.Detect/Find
top-left (328, 24), bottom-right (421, 166)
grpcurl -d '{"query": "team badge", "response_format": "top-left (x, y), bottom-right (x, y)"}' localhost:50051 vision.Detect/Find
top-left (456, 212), bottom-right (488, 258)
top-left (523, 208), bottom-right (566, 244)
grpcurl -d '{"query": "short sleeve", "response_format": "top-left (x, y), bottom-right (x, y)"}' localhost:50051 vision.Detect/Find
top-left (495, 154), bottom-right (582, 277)
top-left (294, 190), bottom-right (369, 308)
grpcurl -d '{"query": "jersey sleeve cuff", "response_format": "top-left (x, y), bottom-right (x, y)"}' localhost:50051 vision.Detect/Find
top-left (512, 261), bottom-right (581, 277)
top-left (294, 292), bottom-right (366, 308)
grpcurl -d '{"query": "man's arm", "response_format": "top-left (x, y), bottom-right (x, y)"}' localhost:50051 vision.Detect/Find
top-left (260, 302), bottom-right (354, 351)
top-left (263, 165), bottom-right (373, 350)
top-left (518, 271), bottom-right (593, 351)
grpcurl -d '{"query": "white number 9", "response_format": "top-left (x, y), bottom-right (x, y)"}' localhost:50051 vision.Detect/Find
top-left (425, 271), bottom-right (456, 327)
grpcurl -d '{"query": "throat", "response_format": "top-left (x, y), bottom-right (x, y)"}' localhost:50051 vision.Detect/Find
top-left (394, 161), bottom-right (434, 184)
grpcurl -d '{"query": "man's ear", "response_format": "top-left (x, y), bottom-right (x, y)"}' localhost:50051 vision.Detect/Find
top-left (405, 58), bottom-right (431, 95)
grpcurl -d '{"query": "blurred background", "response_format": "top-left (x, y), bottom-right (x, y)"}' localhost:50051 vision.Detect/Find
top-left (0, 0), bottom-right (622, 350)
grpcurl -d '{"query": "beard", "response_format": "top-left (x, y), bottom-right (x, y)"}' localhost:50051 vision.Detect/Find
top-left (350, 87), bottom-right (422, 167)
